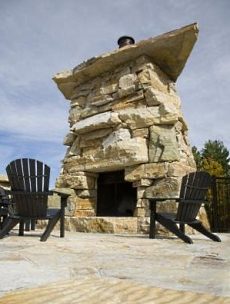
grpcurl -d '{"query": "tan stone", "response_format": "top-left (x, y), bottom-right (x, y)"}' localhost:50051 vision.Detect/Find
top-left (133, 179), bottom-right (153, 187)
top-left (79, 107), bottom-right (99, 119)
top-left (70, 95), bottom-right (87, 108)
top-left (132, 128), bottom-right (149, 138)
top-left (55, 175), bottom-right (69, 188)
top-left (69, 217), bottom-right (138, 233)
top-left (63, 132), bottom-right (76, 146)
top-left (79, 137), bottom-right (102, 148)
top-left (102, 128), bottom-right (131, 149)
top-left (64, 137), bottom-right (148, 173)
top-left (137, 198), bottom-right (149, 208)
top-left (144, 87), bottom-right (161, 106)
top-left (137, 187), bottom-right (146, 199)
top-left (76, 189), bottom-right (97, 198)
top-left (125, 163), bottom-right (168, 181)
top-left (68, 106), bottom-right (82, 124)
top-left (68, 138), bottom-right (81, 156)
top-left (138, 68), bottom-right (169, 94)
top-left (149, 125), bottom-right (180, 162)
top-left (100, 83), bottom-right (118, 95)
top-left (74, 210), bottom-right (96, 217)
top-left (0, 175), bottom-right (10, 189)
top-left (72, 111), bottom-right (121, 134)
top-left (168, 162), bottom-right (195, 177)
top-left (91, 95), bottom-right (114, 107)
top-left (198, 206), bottom-right (210, 229)
top-left (65, 171), bottom-right (98, 178)
top-left (134, 207), bottom-right (148, 217)
top-left (118, 107), bottom-right (160, 129)
top-left (159, 102), bottom-right (178, 124)
top-left (145, 177), bottom-right (180, 198)
top-left (66, 175), bottom-right (96, 190)
top-left (75, 197), bottom-right (96, 210)
top-left (111, 93), bottom-right (145, 111)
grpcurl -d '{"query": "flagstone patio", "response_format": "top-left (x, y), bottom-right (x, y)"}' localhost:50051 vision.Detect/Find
top-left (0, 230), bottom-right (229, 303)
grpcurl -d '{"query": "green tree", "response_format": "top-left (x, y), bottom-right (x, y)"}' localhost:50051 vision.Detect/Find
top-left (202, 140), bottom-right (230, 176)
top-left (202, 157), bottom-right (225, 177)
top-left (192, 140), bottom-right (230, 176)
top-left (192, 146), bottom-right (202, 170)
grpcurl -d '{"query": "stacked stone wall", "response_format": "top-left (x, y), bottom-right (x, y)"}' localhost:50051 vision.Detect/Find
top-left (55, 55), bottom-right (196, 227)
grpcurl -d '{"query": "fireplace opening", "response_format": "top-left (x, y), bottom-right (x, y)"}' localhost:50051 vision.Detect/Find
top-left (97, 170), bottom-right (136, 217)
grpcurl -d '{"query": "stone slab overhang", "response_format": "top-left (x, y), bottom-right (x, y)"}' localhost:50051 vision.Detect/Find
top-left (53, 23), bottom-right (199, 100)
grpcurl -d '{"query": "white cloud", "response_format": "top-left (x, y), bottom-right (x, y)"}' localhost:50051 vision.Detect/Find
top-left (0, 90), bottom-right (69, 143)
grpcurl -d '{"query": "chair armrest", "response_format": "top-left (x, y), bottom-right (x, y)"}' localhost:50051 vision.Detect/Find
top-left (149, 197), bottom-right (180, 202)
top-left (52, 190), bottom-right (70, 199)
top-left (51, 190), bottom-right (70, 209)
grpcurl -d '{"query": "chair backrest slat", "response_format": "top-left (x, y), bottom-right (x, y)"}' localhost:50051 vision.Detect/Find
top-left (22, 158), bottom-right (31, 192)
top-left (36, 160), bottom-right (44, 192)
top-left (6, 158), bottom-right (50, 218)
top-left (30, 159), bottom-right (37, 192)
top-left (44, 164), bottom-right (50, 191)
top-left (176, 171), bottom-right (211, 222)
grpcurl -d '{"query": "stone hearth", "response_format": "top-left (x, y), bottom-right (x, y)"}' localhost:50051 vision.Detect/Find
top-left (53, 23), bottom-right (198, 233)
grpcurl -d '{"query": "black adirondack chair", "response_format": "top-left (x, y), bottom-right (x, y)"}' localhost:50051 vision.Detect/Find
top-left (0, 187), bottom-right (11, 229)
top-left (148, 171), bottom-right (221, 244)
top-left (0, 158), bottom-right (69, 241)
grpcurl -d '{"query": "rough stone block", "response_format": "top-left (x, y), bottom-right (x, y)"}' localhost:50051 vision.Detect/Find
top-left (100, 83), bottom-right (118, 95)
top-left (149, 125), bottom-right (180, 162)
top-left (168, 162), bottom-right (195, 177)
top-left (66, 175), bottom-right (96, 190)
top-left (72, 111), bottom-right (121, 134)
top-left (76, 189), bottom-right (97, 198)
top-left (75, 197), bottom-right (96, 210)
top-left (145, 177), bottom-right (180, 198)
top-left (132, 128), bottom-right (149, 138)
top-left (133, 179), bottom-right (153, 187)
top-left (125, 163), bottom-right (168, 181)
top-left (63, 132), bottom-right (76, 146)
top-left (118, 107), bottom-right (160, 129)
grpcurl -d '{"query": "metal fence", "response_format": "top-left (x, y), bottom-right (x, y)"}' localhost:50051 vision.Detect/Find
top-left (207, 176), bottom-right (230, 232)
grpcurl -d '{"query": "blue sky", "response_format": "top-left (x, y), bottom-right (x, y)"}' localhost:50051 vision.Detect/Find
top-left (0, 0), bottom-right (229, 187)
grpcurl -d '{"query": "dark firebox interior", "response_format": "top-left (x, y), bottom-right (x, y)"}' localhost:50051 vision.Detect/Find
top-left (97, 170), bottom-right (136, 216)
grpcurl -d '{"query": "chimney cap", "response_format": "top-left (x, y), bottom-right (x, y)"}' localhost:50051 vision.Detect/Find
top-left (117, 36), bottom-right (135, 48)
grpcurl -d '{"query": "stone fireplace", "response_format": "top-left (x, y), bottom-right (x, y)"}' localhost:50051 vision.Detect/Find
top-left (53, 23), bottom-right (198, 233)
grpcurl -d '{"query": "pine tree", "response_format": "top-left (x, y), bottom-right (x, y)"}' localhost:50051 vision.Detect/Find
top-left (202, 140), bottom-right (230, 176)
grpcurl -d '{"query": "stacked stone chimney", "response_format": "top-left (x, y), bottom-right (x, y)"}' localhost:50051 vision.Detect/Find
top-left (53, 23), bottom-right (198, 233)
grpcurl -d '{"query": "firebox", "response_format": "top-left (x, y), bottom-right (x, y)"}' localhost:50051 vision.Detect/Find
top-left (97, 171), bottom-right (136, 217)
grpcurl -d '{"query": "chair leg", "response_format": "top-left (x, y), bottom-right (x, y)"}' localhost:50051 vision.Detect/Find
top-left (60, 208), bottom-right (65, 238)
top-left (157, 214), bottom-right (193, 244)
top-left (188, 222), bottom-right (221, 242)
top-left (180, 223), bottom-right (185, 233)
top-left (0, 218), bottom-right (20, 239)
top-left (149, 200), bottom-right (156, 239)
top-left (25, 220), bottom-right (31, 231)
top-left (40, 212), bottom-right (61, 242)
top-left (19, 220), bottom-right (25, 236)
top-left (31, 219), bottom-right (36, 230)
top-left (1, 214), bottom-right (8, 229)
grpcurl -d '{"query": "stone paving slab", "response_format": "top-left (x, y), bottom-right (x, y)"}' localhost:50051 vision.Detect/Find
top-left (0, 277), bottom-right (229, 304)
top-left (0, 230), bottom-right (229, 303)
